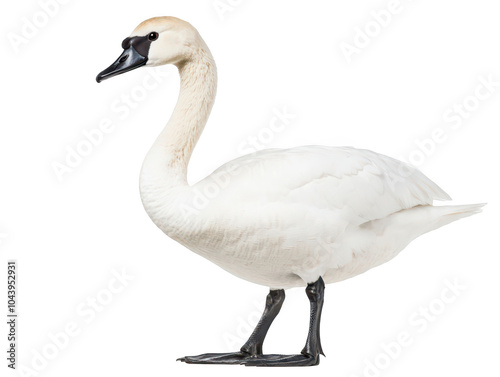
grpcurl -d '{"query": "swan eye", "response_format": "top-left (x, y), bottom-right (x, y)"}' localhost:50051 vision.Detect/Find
top-left (148, 32), bottom-right (159, 41)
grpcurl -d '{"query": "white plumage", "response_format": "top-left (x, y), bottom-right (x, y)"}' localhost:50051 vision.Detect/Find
top-left (144, 144), bottom-right (483, 289)
top-left (97, 15), bottom-right (485, 367)
top-left (127, 17), bottom-right (485, 290)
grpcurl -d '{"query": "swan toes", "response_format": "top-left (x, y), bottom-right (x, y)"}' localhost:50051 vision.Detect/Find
top-left (243, 353), bottom-right (320, 367)
top-left (177, 352), bottom-right (251, 364)
top-left (177, 351), bottom-right (320, 366)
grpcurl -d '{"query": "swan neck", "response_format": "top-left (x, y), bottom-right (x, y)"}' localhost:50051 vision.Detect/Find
top-left (142, 48), bottom-right (217, 188)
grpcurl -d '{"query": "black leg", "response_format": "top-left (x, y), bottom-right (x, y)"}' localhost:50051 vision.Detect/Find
top-left (177, 289), bottom-right (285, 364)
top-left (302, 276), bottom-right (325, 357)
top-left (245, 277), bottom-right (326, 367)
top-left (241, 289), bottom-right (286, 355)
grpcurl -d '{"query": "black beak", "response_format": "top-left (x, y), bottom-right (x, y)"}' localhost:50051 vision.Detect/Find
top-left (96, 45), bottom-right (148, 83)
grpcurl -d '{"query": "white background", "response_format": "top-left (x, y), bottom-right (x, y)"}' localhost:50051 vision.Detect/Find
top-left (1, 0), bottom-right (498, 376)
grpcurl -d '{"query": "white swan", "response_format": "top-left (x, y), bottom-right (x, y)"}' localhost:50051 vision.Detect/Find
top-left (97, 16), bottom-right (484, 367)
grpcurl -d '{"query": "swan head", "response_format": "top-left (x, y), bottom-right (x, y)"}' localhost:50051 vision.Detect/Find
top-left (96, 16), bottom-right (203, 83)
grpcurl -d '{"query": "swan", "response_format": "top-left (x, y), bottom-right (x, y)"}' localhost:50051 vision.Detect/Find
top-left (96, 16), bottom-right (484, 367)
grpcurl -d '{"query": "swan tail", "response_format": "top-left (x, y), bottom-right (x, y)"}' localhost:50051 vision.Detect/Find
top-left (359, 203), bottom-right (486, 252)
top-left (404, 203), bottom-right (486, 236)
top-left (429, 203), bottom-right (486, 225)
top-left (329, 203), bottom-right (485, 282)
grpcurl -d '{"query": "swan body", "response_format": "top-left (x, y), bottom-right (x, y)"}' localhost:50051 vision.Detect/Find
top-left (97, 16), bottom-right (484, 366)
top-left (142, 144), bottom-right (481, 289)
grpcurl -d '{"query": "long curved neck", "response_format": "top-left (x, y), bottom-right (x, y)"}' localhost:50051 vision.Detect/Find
top-left (140, 48), bottom-right (217, 190)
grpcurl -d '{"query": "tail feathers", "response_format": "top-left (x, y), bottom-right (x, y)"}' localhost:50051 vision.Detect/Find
top-left (361, 203), bottom-right (486, 250)
top-left (398, 203), bottom-right (486, 239)
top-left (444, 203), bottom-right (487, 214)
top-left (433, 203), bottom-right (486, 225)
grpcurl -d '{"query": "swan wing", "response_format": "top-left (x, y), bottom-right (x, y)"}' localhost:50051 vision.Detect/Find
top-left (201, 146), bottom-right (450, 225)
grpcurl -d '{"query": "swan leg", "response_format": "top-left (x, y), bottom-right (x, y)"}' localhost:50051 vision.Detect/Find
top-left (244, 277), bottom-right (325, 367)
top-left (177, 289), bottom-right (285, 364)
